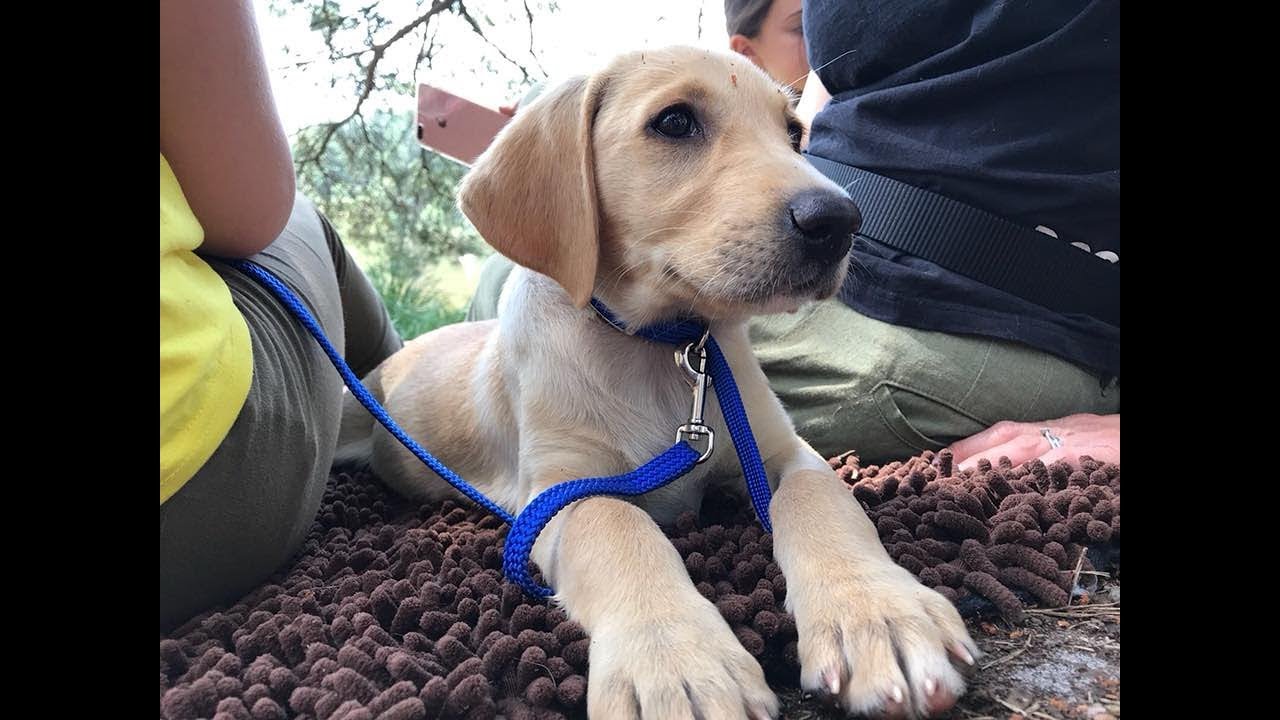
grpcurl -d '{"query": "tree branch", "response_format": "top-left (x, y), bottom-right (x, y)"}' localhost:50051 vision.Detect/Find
top-left (298, 0), bottom-right (460, 170)
top-left (522, 0), bottom-right (548, 78)
top-left (455, 1), bottom-right (533, 84)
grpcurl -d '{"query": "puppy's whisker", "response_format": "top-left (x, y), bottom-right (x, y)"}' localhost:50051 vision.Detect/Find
top-left (633, 225), bottom-right (703, 244)
top-left (601, 256), bottom-right (659, 297)
top-left (691, 254), bottom-right (754, 306)
top-left (662, 209), bottom-right (718, 218)
top-left (844, 252), bottom-right (877, 288)
top-left (665, 249), bottom-right (738, 302)
top-left (785, 48), bottom-right (859, 90)
top-left (689, 256), bottom-right (738, 305)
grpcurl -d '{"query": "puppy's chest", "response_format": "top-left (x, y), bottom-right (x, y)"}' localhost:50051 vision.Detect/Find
top-left (517, 313), bottom-right (780, 524)
top-left (585, 357), bottom-right (745, 521)
top-left (588, 350), bottom-right (713, 457)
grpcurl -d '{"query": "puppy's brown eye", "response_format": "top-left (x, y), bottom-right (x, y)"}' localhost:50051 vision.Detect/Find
top-left (651, 104), bottom-right (701, 139)
top-left (787, 122), bottom-right (804, 152)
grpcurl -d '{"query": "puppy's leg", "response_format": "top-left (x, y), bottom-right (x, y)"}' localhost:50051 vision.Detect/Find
top-left (769, 443), bottom-right (979, 719)
top-left (526, 452), bottom-right (777, 720)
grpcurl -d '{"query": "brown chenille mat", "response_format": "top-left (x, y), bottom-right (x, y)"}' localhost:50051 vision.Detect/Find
top-left (159, 449), bottom-right (1120, 720)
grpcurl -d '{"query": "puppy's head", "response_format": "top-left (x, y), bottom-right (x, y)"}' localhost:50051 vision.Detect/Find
top-left (459, 46), bottom-right (858, 320)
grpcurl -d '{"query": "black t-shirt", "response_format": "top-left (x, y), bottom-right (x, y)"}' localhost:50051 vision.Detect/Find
top-left (803, 0), bottom-right (1119, 379)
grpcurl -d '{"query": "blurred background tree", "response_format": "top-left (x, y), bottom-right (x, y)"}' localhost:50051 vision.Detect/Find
top-left (261, 0), bottom-right (720, 337)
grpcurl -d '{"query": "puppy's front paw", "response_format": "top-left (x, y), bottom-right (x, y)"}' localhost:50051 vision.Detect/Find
top-left (587, 595), bottom-right (778, 720)
top-left (792, 563), bottom-right (979, 718)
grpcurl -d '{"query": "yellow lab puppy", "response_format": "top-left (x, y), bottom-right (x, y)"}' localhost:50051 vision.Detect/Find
top-left (339, 46), bottom-right (978, 720)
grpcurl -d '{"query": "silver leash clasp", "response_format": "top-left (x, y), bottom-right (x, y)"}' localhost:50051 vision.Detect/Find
top-left (675, 327), bottom-right (714, 463)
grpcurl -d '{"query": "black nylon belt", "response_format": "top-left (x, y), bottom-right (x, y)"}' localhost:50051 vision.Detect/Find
top-left (805, 153), bottom-right (1120, 327)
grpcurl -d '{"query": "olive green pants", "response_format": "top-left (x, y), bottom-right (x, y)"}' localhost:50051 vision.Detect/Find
top-left (466, 254), bottom-right (1119, 462)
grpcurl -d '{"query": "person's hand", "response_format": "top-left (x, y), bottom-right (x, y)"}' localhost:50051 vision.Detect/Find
top-left (948, 413), bottom-right (1119, 472)
top-left (498, 100), bottom-right (519, 117)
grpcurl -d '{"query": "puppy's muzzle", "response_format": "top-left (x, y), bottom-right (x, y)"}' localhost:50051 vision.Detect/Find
top-left (788, 190), bottom-right (862, 264)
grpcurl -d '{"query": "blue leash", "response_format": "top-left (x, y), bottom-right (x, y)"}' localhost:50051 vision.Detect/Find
top-left (233, 259), bottom-right (772, 597)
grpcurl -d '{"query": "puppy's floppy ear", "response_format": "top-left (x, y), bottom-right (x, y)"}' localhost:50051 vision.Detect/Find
top-left (459, 75), bottom-right (604, 308)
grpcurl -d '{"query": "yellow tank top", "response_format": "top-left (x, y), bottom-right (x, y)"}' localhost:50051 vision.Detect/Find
top-left (159, 153), bottom-right (254, 504)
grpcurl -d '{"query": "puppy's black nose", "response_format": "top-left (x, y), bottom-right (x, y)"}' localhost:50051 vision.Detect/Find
top-left (788, 190), bottom-right (861, 263)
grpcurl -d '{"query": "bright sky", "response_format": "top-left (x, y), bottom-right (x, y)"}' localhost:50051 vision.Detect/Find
top-left (255, 0), bottom-right (731, 135)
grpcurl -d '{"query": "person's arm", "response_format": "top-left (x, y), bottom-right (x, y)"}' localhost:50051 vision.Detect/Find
top-left (160, 0), bottom-right (295, 258)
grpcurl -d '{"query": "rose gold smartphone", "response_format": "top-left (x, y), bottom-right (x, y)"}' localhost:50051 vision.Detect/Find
top-left (416, 83), bottom-right (512, 166)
